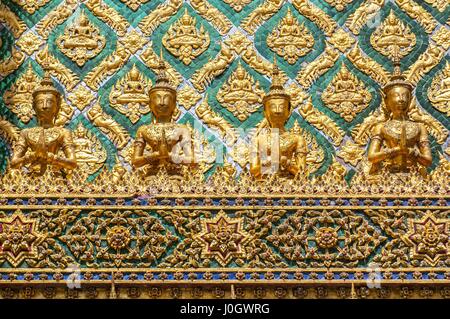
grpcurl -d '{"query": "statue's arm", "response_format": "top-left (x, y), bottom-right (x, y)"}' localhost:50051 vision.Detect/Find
top-left (368, 124), bottom-right (396, 164)
top-left (131, 128), bottom-right (149, 168)
top-left (415, 124), bottom-right (432, 167)
top-left (51, 129), bottom-right (77, 170)
top-left (249, 135), bottom-right (261, 177)
top-left (178, 127), bottom-right (194, 164)
top-left (292, 135), bottom-right (307, 175)
top-left (10, 131), bottom-right (32, 168)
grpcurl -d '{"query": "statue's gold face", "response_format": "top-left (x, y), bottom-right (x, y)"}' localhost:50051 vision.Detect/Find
top-left (149, 89), bottom-right (176, 120)
top-left (264, 96), bottom-right (290, 128)
top-left (34, 93), bottom-right (59, 122)
top-left (385, 85), bottom-right (411, 116)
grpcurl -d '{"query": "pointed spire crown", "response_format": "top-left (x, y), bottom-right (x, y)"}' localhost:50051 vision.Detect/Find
top-left (150, 50), bottom-right (176, 94)
top-left (32, 62), bottom-right (61, 99)
top-left (383, 53), bottom-right (413, 94)
top-left (263, 57), bottom-right (290, 103)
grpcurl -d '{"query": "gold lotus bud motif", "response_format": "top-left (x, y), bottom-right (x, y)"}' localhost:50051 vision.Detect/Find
top-left (267, 8), bottom-right (314, 64)
top-left (57, 10), bottom-right (106, 67)
top-left (162, 8), bottom-right (210, 65)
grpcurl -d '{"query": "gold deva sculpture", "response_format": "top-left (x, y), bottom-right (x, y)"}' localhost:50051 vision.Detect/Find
top-left (250, 61), bottom-right (308, 179)
top-left (367, 57), bottom-right (432, 176)
top-left (10, 66), bottom-right (78, 175)
top-left (131, 54), bottom-right (194, 176)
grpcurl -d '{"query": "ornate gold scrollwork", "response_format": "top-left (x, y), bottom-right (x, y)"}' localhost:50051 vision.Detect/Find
top-left (0, 3), bottom-right (27, 38)
top-left (292, 0), bottom-right (337, 36)
top-left (138, 0), bottom-right (182, 35)
top-left (85, 0), bottom-right (130, 37)
top-left (406, 44), bottom-right (444, 85)
top-left (296, 45), bottom-right (339, 88)
top-left (87, 103), bottom-right (130, 150)
top-left (36, 0), bottom-right (78, 39)
top-left (395, 0), bottom-right (437, 34)
top-left (0, 48), bottom-right (25, 77)
top-left (85, 43), bottom-right (130, 90)
top-left (347, 44), bottom-right (389, 85)
top-left (428, 61), bottom-right (450, 116)
top-left (242, 0), bottom-right (284, 35)
top-left (190, 0), bottom-right (233, 35)
top-left (345, 0), bottom-right (384, 35)
top-left (36, 45), bottom-right (79, 90)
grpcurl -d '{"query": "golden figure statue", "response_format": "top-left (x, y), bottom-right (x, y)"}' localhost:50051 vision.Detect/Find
top-left (367, 57), bottom-right (432, 176)
top-left (131, 55), bottom-right (194, 176)
top-left (250, 61), bottom-right (307, 179)
top-left (10, 66), bottom-right (78, 175)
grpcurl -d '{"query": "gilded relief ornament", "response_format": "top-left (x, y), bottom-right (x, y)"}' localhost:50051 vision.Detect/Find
top-left (222, 0), bottom-right (252, 12)
top-left (73, 123), bottom-right (107, 175)
top-left (370, 10), bottom-right (416, 60)
top-left (267, 8), bottom-right (314, 65)
top-left (328, 28), bottom-right (355, 53)
top-left (11, 0), bottom-right (51, 14)
top-left (177, 86), bottom-right (202, 110)
top-left (337, 140), bottom-right (365, 166)
top-left (196, 96), bottom-right (237, 146)
top-left (403, 212), bottom-right (448, 266)
top-left (119, 29), bottom-right (148, 54)
top-left (68, 85), bottom-right (95, 111)
top-left (109, 64), bottom-right (151, 124)
top-left (195, 211), bottom-right (252, 266)
top-left (431, 27), bottom-right (450, 50)
top-left (267, 209), bottom-right (387, 267)
top-left (0, 211), bottom-right (46, 267)
top-left (16, 32), bottom-right (43, 55)
top-left (3, 63), bottom-right (40, 123)
top-left (119, 0), bottom-right (150, 11)
top-left (321, 63), bottom-right (372, 122)
top-left (60, 210), bottom-right (178, 267)
top-left (162, 9), bottom-right (210, 65)
top-left (427, 61), bottom-right (450, 116)
top-left (217, 63), bottom-right (264, 121)
top-left (87, 103), bottom-right (130, 150)
top-left (324, 0), bottom-right (354, 11)
top-left (57, 10), bottom-right (106, 67)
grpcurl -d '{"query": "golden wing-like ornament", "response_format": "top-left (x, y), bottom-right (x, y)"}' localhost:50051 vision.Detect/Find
top-left (351, 107), bottom-right (387, 146)
top-left (0, 118), bottom-right (20, 145)
top-left (408, 101), bottom-right (448, 144)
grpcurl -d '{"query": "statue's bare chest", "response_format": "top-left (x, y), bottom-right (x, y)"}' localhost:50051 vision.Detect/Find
top-left (383, 120), bottom-right (420, 146)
